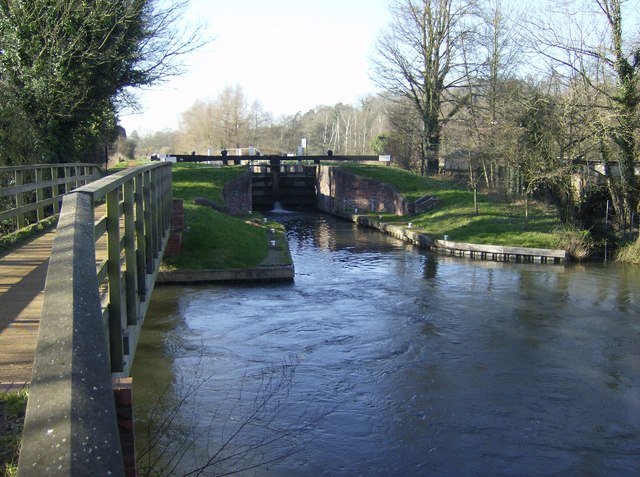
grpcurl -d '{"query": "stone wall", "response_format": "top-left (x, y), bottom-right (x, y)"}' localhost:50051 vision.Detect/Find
top-left (316, 165), bottom-right (409, 215)
top-left (222, 171), bottom-right (252, 215)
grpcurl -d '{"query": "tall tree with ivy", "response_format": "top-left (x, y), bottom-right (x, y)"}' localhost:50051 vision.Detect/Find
top-left (0, 0), bottom-right (203, 164)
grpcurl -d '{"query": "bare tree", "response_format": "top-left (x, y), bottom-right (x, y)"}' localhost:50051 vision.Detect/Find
top-left (526, 0), bottom-right (639, 231)
top-left (372, 0), bottom-right (480, 175)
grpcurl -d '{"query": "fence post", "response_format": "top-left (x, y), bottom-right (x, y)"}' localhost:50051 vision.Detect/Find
top-left (106, 188), bottom-right (125, 372)
top-left (123, 181), bottom-right (139, 326)
top-left (14, 169), bottom-right (25, 228)
top-left (35, 168), bottom-right (45, 222)
top-left (52, 167), bottom-right (60, 214)
top-left (134, 174), bottom-right (148, 301)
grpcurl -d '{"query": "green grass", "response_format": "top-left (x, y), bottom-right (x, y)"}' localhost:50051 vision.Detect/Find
top-left (171, 163), bottom-right (247, 204)
top-left (166, 206), bottom-right (268, 269)
top-left (166, 163), bottom-right (269, 270)
top-left (0, 390), bottom-right (28, 477)
top-left (339, 164), bottom-right (576, 250)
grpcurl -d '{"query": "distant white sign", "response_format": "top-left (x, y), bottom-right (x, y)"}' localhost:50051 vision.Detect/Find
top-left (301, 137), bottom-right (307, 148)
top-left (379, 155), bottom-right (391, 162)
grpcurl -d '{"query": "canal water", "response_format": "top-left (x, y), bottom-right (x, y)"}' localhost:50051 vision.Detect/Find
top-left (131, 212), bottom-right (640, 477)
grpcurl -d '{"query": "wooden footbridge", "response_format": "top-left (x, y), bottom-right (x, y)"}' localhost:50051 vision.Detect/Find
top-left (0, 162), bottom-right (172, 476)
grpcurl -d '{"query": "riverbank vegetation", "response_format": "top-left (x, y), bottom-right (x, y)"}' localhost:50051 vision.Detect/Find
top-left (168, 161), bottom-right (591, 260)
top-left (164, 163), bottom-right (269, 270)
top-left (339, 164), bottom-right (591, 256)
top-left (0, 389), bottom-right (27, 477)
top-left (2, 0), bottom-right (637, 260)
top-left (119, 0), bottom-right (637, 261)
top-left (616, 240), bottom-right (640, 265)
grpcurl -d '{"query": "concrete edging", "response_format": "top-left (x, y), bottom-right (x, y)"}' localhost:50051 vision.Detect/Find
top-left (156, 265), bottom-right (295, 284)
top-left (336, 211), bottom-right (568, 264)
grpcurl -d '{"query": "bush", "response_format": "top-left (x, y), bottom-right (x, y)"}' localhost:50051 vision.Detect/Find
top-left (616, 238), bottom-right (640, 265)
top-left (554, 226), bottom-right (594, 261)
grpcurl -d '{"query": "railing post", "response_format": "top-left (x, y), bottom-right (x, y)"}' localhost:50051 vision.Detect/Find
top-left (123, 181), bottom-right (139, 326)
top-left (51, 167), bottom-right (60, 214)
top-left (63, 166), bottom-right (70, 193)
top-left (134, 174), bottom-right (148, 302)
top-left (106, 188), bottom-right (125, 372)
top-left (143, 170), bottom-right (154, 273)
top-left (35, 167), bottom-right (45, 222)
top-left (150, 168), bottom-right (160, 257)
top-left (14, 169), bottom-right (25, 228)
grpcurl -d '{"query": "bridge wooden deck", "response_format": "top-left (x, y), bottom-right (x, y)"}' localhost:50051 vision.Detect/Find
top-left (0, 231), bottom-right (55, 383)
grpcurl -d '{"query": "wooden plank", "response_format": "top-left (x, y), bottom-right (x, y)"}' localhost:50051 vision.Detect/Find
top-left (0, 196), bottom-right (62, 222)
top-left (0, 163), bottom-right (98, 174)
top-left (0, 230), bottom-right (55, 382)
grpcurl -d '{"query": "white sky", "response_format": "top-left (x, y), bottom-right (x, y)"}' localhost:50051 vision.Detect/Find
top-left (119, 0), bottom-right (392, 135)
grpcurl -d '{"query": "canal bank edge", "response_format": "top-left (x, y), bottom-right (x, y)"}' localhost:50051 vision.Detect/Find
top-left (335, 211), bottom-right (568, 264)
top-left (156, 231), bottom-right (295, 284)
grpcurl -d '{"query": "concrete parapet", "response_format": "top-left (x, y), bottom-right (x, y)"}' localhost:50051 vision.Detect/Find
top-left (18, 192), bottom-right (124, 476)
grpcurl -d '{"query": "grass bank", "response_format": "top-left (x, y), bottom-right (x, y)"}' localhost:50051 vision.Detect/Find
top-left (0, 389), bottom-right (27, 477)
top-left (339, 164), bottom-right (585, 252)
top-left (164, 163), bottom-right (271, 270)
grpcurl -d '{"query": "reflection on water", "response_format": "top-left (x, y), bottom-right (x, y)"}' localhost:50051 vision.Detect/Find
top-left (132, 213), bottom-right (640, 476)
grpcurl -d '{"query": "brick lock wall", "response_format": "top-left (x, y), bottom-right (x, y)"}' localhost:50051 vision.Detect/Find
top-left (316, 166), bottom-right (408, 215)
top-left (222, 172), bottom-right (252, 215)
top-left (164, 199), bottom-right (184, 259)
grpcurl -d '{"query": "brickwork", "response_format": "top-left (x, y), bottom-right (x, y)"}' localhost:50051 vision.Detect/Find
top-left (164, 199), bottom-right (184, 259)
top-left (222, 172), bottom-right (252, 215)
top-left (316, 166), bottom-right (409, 215)
top-left (114, 378), bottom-right (137, 477)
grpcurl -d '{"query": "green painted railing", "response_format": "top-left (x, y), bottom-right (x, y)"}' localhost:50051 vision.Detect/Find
top-left (0, 163), bottom-right (102, 233)
top-left (18, 162), bottom-right (172, 476)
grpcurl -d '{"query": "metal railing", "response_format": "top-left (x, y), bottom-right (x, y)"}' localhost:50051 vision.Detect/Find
top-left (18, 162), bottom-right (172, 476)
top-left (0, 163), bottom-right (102, 233)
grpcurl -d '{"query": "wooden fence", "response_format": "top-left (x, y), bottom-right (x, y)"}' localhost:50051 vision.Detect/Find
top-left (18, 162), bottom-right (172, 476)
top-left (0, 163), bottom-right (102, 233)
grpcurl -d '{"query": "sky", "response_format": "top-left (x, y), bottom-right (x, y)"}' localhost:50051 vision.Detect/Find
top-left (119, 0), bottom-right (393, 135)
